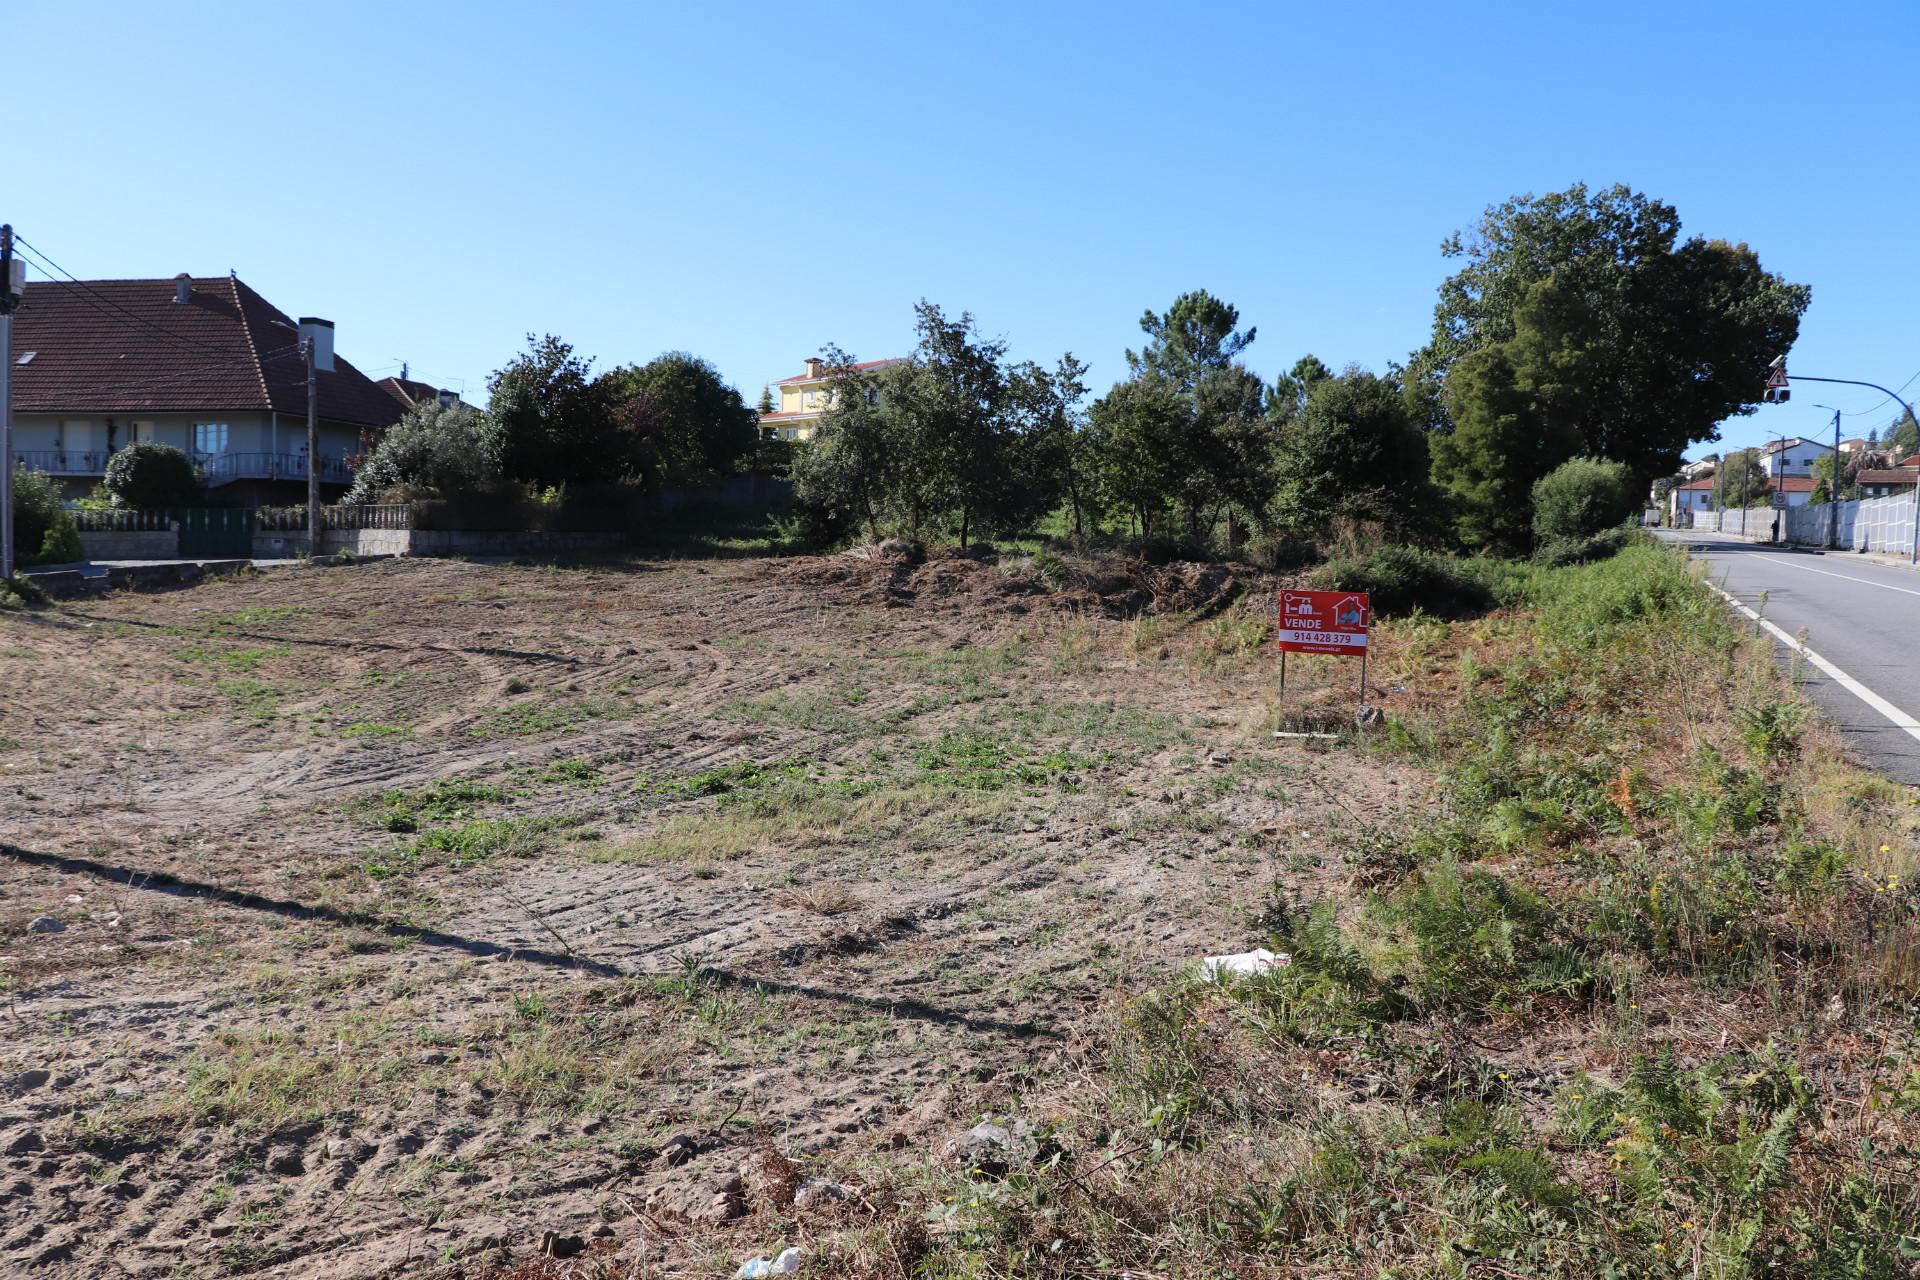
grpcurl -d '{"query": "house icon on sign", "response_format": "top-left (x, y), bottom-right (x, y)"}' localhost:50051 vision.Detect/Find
top-left (1333, 596), bottom-right (1366, 627)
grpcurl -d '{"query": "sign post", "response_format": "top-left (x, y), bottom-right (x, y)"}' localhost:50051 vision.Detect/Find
top-left (1273, 588), bottom-right (1372, 736)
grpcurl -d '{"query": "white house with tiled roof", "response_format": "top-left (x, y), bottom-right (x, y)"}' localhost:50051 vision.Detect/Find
top-left (9, 273), bottom-right (402, 502)
top-left (758, 355), bottom-right (905, 442)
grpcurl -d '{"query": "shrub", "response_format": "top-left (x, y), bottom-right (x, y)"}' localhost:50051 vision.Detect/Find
top-left (10, 466), bottom-right (65, 562)
top-left (1531, 525), bottom-right (1636, 567)
top-left (1531, 457), bottom-right (1637, 545)
top-left (344, 401), bottom-right (504, 503)
top-left (1312, 544), bottom-right (1526, 617)
top-left (28, 512), bottom-right (83, 566)
top-left (103, 441), bottom-right (198, 509)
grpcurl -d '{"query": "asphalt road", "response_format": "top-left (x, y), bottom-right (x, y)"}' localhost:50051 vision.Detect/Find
top-left (1657, 529), bottom-right (1920, 783)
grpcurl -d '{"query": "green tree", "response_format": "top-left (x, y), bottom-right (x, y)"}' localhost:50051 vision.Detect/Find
top-left (1087, 376), bottom-right (1191, 539)
top-left (790, 347), bottom-right (896, 543)
top-left (1430, 343), bottom-right (1581, 553)
top-left (344, 401), bottom-right (503, 503)
top-left (1531, 457), bottom-right (1637, 544)
top-left (1125, 289), bottom-right (1255, 391)
top-left (1193, 364), bottom-right (1276, 545)
top-left (1713, 448), bottom-right (1769, 511)
top-left (1408, 183), bottom-right (1809, 484)
top-left (1808, 451), bottom-right (1861, 505)
top-left (103, 441), bottom-right (198, 509)
top-left (1271, 368), bottom-right (1433, 540)
top-left (1012, 354), bottom-right (1096, 539)
top-left (793, 304), bottom-right (1070, 547)
top-left (599, 352), bottom-right (758, 489)
top-left (1889, 408), bottom-right (1919, 457)
top-left (1269, 354), bottom-right (1334, 424)
top-left (486, 335), bottom-right (638, 492)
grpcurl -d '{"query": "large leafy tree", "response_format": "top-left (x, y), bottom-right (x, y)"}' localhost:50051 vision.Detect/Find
top-left (793, 303), bottom-right (1070, 546)
top-left (598, 352), bottom-right (758, 488)
top-left (1271, 368), bottom-right (1433, 539)
top-left (487, 335), bottom-right (641, 491)
top-left (1410, 183), bottom-right (1810, 493)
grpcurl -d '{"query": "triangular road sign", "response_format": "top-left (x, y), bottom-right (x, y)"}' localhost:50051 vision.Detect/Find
top-left (1766, 366), bottom-right (1789, 388)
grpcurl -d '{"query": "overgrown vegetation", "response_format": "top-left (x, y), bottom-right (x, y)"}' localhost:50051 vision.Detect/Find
top-left (873, 543), bottom-right (1920, 1278)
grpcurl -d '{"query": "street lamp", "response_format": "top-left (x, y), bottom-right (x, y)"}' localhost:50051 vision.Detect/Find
top-left (1768, 360), bottom-right (1920, 561)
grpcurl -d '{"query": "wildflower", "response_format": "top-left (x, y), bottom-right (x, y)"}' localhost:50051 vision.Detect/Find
top-left (1881, 843), bottom-right (1892, 854)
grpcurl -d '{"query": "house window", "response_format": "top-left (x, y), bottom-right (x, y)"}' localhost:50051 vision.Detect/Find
top-left (802, 390), bottom-right (820, 409)
top-left (193, 423), bottom-right (230, 454)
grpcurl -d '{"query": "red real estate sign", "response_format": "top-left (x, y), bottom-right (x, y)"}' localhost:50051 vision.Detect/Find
top-left (1274, 589), bottom-right (1370, 656)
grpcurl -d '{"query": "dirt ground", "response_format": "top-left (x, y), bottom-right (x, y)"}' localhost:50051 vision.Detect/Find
top-left (0, 549), bottom-right (1424, 1278)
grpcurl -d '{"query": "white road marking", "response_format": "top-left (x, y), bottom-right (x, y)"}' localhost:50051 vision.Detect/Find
top-left (1706, 582), bottom-right (1920, 744)
top-left (1726, 551), bottom-right (1920, 599)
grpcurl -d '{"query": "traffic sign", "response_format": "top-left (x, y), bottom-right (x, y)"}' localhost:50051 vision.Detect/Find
top-left (1766, 366), bottom-right (1789, 389)
top-left (1770, 491), bottom-right (1787, 509)
top-left (1275, 589), bottom-right (1370, 656)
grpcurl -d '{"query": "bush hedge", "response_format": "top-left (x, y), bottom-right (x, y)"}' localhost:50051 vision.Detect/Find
top-left (103, 442), bottom-right (198, 509)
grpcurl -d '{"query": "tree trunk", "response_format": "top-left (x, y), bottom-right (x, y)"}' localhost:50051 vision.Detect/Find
top-left (960, 505), bottom-right (970, 550)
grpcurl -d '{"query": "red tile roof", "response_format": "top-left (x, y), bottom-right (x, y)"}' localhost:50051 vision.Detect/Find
top-left (1856, 469), bottom-right (1918, 486)
top-left (774, 357), bottom-right (903, 384)
top-left (1677, 477), bottom-right (1717, 491)
top-left (377, 375), bottom-right (446, 409)
top-left (11, 276), bottom-right (403, 429)
top-left (1768, 475), bottom-right (1818, 493)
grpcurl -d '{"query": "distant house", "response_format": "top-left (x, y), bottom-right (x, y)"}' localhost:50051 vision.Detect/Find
top-left (1856, 469), bottom-right (1918, 499)
top-left (1671, 475), bottom-right (1716, 519)
top-left (1758, 436), bottom-right (1834, 477)
top-left (758, 355), bottom-right (905, 442)
top-left (1765, 475), bottom-right (1819, 508)
top-left (9, 272), bottom-right (402, 503)
top-left (377, 373), bottom-right (464, 411)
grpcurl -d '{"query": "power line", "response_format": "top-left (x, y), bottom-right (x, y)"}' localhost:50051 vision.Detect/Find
top-left (1835, 365), bottom-right (1920, 418)
top-left (11, 236), bottom-right (238, 360)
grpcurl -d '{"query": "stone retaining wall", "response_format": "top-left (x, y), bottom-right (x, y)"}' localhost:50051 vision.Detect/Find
top-left (78, 529), bottom-right (179, 559)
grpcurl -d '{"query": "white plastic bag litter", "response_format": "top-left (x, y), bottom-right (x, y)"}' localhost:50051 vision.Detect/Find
top-left (1200, 948), bottom-right (1290, 981)
top-left (738, 1248), bottom-right (803, 1278)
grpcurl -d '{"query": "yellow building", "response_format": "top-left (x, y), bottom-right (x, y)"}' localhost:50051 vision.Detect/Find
top-left (759, 355), bottom-right (903, 442)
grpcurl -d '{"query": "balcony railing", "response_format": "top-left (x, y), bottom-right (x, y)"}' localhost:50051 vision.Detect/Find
top-left (14, 449), bottom-right (111, 476)
top-left (199, 452), bottom-right (355, 487)
top-left (14, 449), bottom-right (355, 487)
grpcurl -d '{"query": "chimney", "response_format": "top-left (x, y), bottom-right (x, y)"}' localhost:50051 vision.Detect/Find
top-left (172, 273), bottom-right (192, 303)
top-left (436, 389), bottom-right (455, 408)
top-left (297, 316), bottom-right (335, 372)
top-left (803, 356), bottom-right (823, 379)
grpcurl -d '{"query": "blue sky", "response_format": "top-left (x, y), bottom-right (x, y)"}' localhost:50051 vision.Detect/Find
top-left (14, 1), bottom-right (1918, 460)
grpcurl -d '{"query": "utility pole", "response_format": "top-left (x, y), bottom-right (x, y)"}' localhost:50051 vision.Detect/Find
top-left (0, 225), bottom-right (19, 586)
top-left (1830, 407), bottom-right (1842, 550)
top-left (303, 336), bottom-right (319, 558)
top-left (1743, 449), bottom-right (1758, 537)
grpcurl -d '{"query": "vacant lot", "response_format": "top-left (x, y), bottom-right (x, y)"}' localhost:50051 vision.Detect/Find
top-left (0, 550), bottom-right (1393, 1277)
top-left (4, 545), bottom-right (1917, 1279)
